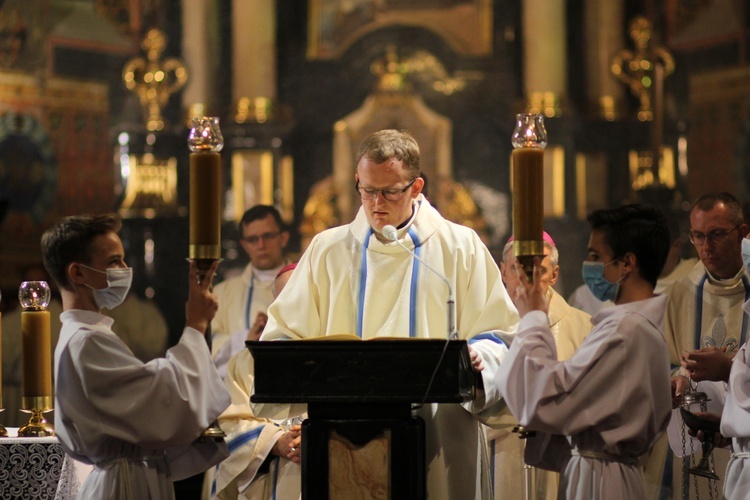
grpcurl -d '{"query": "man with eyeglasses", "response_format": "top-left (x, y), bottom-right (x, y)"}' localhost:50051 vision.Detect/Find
top-left (211, 205), bottom-right (291, 378)
top-left (254, 129), bottom-right (519, 499)
top-left (663, 192), bottom-right (749, 497)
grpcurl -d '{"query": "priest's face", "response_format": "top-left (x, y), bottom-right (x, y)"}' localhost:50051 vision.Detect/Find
top-left (690, 202), bottom-right (748, 279)
top-left (240, 214), bottom-right (289, 270)
top-left (355, 157), bottom-right (423, 232)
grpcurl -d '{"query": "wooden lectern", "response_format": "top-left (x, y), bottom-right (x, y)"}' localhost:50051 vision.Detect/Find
top-left (248, 338), bottom-right (476, 499)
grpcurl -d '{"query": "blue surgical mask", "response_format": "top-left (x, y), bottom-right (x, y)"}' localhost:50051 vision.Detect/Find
top-left (582, 260), bottom-right (622, 303)
top-left (742, 238), bottom-right (750, 276)
top-left (80, 265), bottom-right (133, 310)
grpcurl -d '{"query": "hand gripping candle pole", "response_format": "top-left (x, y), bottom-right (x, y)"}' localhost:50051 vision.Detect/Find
top-left (18, 281), bottom-right (54, 437)
top-left (511, 113), bottom-right (547, 282)
top-left (188, 117), bottom-right (226, 439)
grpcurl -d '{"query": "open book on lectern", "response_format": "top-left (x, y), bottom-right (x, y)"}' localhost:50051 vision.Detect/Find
top-left (247, 336), bottom-right (476, 405)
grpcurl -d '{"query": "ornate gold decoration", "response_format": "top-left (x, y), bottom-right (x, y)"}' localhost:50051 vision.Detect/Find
top-left (611, 16), bottom-right (675, 122)
top-left (370, 45), bottom-right (477, 96)
top-left (123, 29), bottom-right (188, 131)
top-left (118, 154), bottom-right (178, 218)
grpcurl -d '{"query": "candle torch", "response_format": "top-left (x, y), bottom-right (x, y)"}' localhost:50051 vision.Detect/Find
top-left (511, 113), bottom-right (547, 282)
top-left (188, 116), bottom-right (225, 439)
top-left (18, 281), bottom-right (54, 437)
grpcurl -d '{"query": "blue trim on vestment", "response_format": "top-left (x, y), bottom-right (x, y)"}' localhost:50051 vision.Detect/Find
top-left (407, 227), bottom-right (422, 338)
top-left (227, 427), bottom-right (263, 454)
top-left (468, 332), bottom-right (507, 347)
top-left (357, 228), bottom-right (374, 338)
top-left (694, 273), bottom-right (750, 347)
top-left (244, 274), bottom-right (255, 330)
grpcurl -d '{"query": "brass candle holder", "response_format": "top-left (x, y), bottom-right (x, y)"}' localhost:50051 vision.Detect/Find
top-left (18, 281), bottom-right (54, 437)
top-left (188, 117), bottom-right (225, 439)
top-left (511, 113), bottom-right (547, 281)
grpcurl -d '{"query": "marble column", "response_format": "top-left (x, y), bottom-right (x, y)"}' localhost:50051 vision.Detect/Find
top-left (522, 0), bottom-right (567, 116)
top-left (584, 0), bottom-right (624, 120)
top-left (181, 0), bottom-right (221, 119)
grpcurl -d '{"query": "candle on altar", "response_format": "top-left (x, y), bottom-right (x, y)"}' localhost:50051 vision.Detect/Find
top-left (188, 117), bottom-right (224, 260)
top-left (18, 281), bottom-right (52, 403)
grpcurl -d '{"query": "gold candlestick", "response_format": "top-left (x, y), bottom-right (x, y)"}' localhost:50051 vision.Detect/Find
top-left (511, 113), bottom-right (547, 281)
top-left (18, 281), bottom-right (54, 437)
top-left (188, 117), bottom-right (226, 439)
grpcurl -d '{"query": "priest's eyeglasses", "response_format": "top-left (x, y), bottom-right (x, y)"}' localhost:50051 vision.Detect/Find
top-left (688, 225), bottom-right (740, 245)
top-left (356, 178), bottom-right (417, 201)
top-left (242, 231), bottom-right (280, 245)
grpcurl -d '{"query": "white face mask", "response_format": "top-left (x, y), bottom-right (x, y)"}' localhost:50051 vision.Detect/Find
top-left (80, 265), bottom-right (133, 310)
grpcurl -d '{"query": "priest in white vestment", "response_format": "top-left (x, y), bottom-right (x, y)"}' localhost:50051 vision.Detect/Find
top-left (666, 192), bottom-right (749, 497)
top-left (205, 264), bottom-right (301, 500)
top-left (677, 236), bottom-right (750, 499)
top-left (496, 204), bottom-right (672, 500)
top-left (254, 129), bottom-right (519, 500)
top-left (43, 213), bottom-right (230, 500)
top-left (211, 205), bottom-right (291, 378)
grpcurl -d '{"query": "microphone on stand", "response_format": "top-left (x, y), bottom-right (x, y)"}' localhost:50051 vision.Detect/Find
top-left (382, 224), bottom-right (469, 407)
top-left (382, 224), bottom-right (457, 340)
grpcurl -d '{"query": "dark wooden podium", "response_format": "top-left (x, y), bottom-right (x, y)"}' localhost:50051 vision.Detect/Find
top-left (248, 338), bottom-right (476, 499)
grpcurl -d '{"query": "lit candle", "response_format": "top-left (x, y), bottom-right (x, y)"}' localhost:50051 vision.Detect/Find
top-left (18, 281), bottom-right (52, 405)
top-left (511, 113), bottom-right (547, 279)
top-left (188, 117), bottom-right (224, 260)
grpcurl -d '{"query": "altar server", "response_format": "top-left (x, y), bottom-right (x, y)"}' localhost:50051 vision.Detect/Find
top-left (42, 213), bottom-right (230, 499)
top-left (496, 204), bottom-right (672, 500)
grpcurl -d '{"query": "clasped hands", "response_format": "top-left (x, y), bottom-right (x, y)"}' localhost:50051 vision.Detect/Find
top-left (273, 424), bottom-right (302, 464)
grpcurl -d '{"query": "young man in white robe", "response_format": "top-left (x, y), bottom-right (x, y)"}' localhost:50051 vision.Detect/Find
top-left (42, 213), bottom-right (230, 499)
top-left (496, 204), bottom-right (672, 500)
top-left (490, 232), bottom-right (591, 500)
top-left (205, 263), bottom-right (301, 500)
top-left (254, 129), bottom-right (519, 499)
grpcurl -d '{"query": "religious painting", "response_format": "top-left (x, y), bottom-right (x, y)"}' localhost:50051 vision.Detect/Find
top-left (308, 0), bottom-right (492, 60)
top-left (665, 0), bottom-right (744, 49)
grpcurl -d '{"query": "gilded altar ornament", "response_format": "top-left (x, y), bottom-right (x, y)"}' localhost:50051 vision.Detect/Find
top-left (370, 45), bottom-right (472, 96)
top-left (511, 114), bottom-right (547, 282)
top-left (18, 281), bottom-right (54, 437)
top-left (611, 16), bottom-right (674, 122)
top-left (123, 29), bottom-right (188, 132)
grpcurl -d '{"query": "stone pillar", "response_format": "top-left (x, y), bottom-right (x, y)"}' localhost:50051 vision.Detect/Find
top-left (181, 0), bottom-right (221, 119)
top-left (584, 0), bottom-right (624, 120)
top-left (232, 0), bottom-right (276, 105)
top-left (522, 0), bottom-right (567, 116)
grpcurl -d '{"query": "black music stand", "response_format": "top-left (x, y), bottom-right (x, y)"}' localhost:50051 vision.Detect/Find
top-left (248, 339), bottom-right (476, 500)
